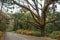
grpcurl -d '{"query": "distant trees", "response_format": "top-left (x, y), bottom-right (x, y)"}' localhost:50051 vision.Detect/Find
top-left (12, 13), bottom-right (38, 31)
top-left (0, 11), bottom-right (9, 31)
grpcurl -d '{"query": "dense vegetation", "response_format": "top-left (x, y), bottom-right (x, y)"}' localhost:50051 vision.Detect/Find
top-left (0, 11), bottom-right (8, 32)
top-left (0, 11), bottom-right (60, 39)
top-left (5, 12), bottom-right (60, 39)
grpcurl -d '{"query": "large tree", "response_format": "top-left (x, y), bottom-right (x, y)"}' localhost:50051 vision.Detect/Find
top-left (0, 0), bottom-right (60, 36)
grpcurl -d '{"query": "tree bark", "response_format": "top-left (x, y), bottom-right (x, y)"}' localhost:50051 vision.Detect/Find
top-left (40, 25), bottom-right (45, 36)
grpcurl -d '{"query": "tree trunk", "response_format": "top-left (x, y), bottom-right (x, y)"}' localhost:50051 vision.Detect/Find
top-left (52, 22), bottom-right (56, 31)
top-left (52, 2), bottom-right (56, 31)
top-left (40, 25), bottom-right (45, 36)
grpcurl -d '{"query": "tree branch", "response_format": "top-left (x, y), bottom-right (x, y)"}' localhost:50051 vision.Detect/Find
top-left (25, 0), bottom-right (36, 10)
top-left (13, 0), bottom-right (42, 25)
top-left (13, 0), bottom-right (38, 17)
top-left (37, 0), bottom-right (42, 8)
top-left (46, 18), bottom-right (58, 24)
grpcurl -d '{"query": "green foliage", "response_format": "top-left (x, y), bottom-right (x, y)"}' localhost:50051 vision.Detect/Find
top-left (13, 19), bottom-right (18, 31)
top-left (54, 12), bottom-right (60, 31)
top-left (0, 12), bottom-right (7, 32)
top-left (55, 22), bottom-right (60, 31)
top-left (49, 31), bottom-right (60, 39)
top-left (12, 13), bottom-right (38, 31)
top-left (45, 23), bottom-right (53, 36)
top-left (0, 26), bottom-right (6, 32)
top-left (32, 31), bottom-right (41, 36)
top-left (6, 27), bottom-right (13, 32)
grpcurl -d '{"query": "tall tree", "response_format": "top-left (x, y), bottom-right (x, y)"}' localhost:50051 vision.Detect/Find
top-left (0, 0), bottom-right (60, 36)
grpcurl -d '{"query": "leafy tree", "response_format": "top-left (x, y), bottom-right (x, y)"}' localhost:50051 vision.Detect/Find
top-left (0, 0), bottom-right (60, 36)
top-left (13, 0), bottom-right (60, 36)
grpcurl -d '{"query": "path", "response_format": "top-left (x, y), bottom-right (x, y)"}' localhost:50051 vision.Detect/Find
top-left (5, 32), bottom-right (57, 40)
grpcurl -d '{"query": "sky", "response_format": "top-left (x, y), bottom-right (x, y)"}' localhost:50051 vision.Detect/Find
top-left (56, 4), bottom-right (60, 11)
top-left (0, 0), bottom-right (60, 13)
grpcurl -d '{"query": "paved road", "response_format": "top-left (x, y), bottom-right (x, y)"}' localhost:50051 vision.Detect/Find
top-left (5, 32), bottom-right (57, 40)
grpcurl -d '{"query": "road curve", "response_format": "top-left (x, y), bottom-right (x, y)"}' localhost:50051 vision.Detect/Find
top-left (4, 32), bottom-right (56, 40)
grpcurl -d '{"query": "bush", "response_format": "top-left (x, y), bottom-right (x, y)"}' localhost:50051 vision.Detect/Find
top-left (49, 31), bottom-right (60, 39)
top-left (56, 34), bottom-right (60, 40)
top-left (6, 27), bottom-right (13, 32)
top-left (24, 30), bottom-right (33, 35)
top-left (32, 31), bottom-right (41, 36)
top-left (16, 29), bottom-right (24, 34)
top-left (0, 31), bottom-right (4, 37)
top-left (16, 29), bottom-right (41, 36)
top-left (16, 29), bottom-right (33, 35)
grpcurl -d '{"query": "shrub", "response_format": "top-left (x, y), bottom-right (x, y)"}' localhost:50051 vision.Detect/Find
top-left (32, 31), bottom-right (41, 36)
top-left (49, 31), bottom-right (60, 39)
top-left (16, 29), bottom-right (24, 34)
top-left (27, 31), bottom-right (33, 35)
top-left (16, 30), bottom-right (33, 35)
top-left (6, 27), bottom-right (13, 32)
top-left (0, 31), bottom-right (4, 37)
top-left (16, 29), bottom-right (41, 36)
top-left (56, 34), bottom-right (60, 40)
